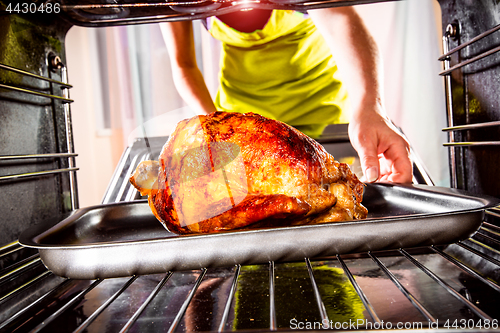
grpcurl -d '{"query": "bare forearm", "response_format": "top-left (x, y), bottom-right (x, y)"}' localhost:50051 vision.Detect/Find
top-left (309, 6), bottom-right (384, 121)
top-left (160, 21), bottom-right (217, 115)
top-left (171, 66), bottom-right (218, 115)
top-left (310, 7), bottom-right (412, 183)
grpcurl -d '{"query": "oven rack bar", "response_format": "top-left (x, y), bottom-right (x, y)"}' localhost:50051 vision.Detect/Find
top-left (64, 0), bottom-right (209, 9)
top-left (0, 271), bottom-right (53, 309)
top-left (0, 83), bottom-right (74, 103)
top-left (438, 23), bottom-right (500, 61)
top-left (62, 0), bottom-right (401, 26)
top-left (0, 60), bottom-right (78, 208)
top-left (73, 275), bottom-right (139, 333)
top-left (120, 271), bottom-right (174, 333)
top-left (368, 252), bottom-right (437, 323)
top-left (166, 269), bottom-right (206, 333)
top-left (0, 64), bottom-right (72, 88)
top-left (399, 248), bottom-right (493, 321)
top-left (0, 277), bottom-right (73, 332)
top-left (30, 279), bottom-right (103, 333)
top-left (431, 245), bottom-right (500, 294)
top-left (440, 44), bottom-right (500, 76)
top-left (337, 254), bottom-right (381, 324)
top-left (443, 141), bottom-right (500, 147)
top-left (0, 167), bottom-right (79, 182)
top-left (486, 209), bottom-right (500, 220)
top-left (442, 24), bottom-right (458, 188)
top-left (0, 241), bottom-right (23, 258)
top-left (438, 20), bottom-right (500, 77)
top-left (0, 254), bottom-right (41, 285)
top-left (269, 261), bottom-right (277, 330)
top-left (459, 239), bottom-right (500, 268)
top-left (0, 153), bottom-right (78, 160)
top-left (218, 264), bottom-right (241, 332)
top-left (61, 0), bottom-right (396, 10)
top-left (2, 240), bottom-right (500, 331)
top-left (442, 120), bottom-right (500, 132)
top-left (305, 258), bottom-right (329, 324)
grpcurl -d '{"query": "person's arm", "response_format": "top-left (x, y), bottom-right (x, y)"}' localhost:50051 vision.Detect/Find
top-left (160, 21), bottom-right (217, 115)
top-left (309, 6), bottom-right (412, 183)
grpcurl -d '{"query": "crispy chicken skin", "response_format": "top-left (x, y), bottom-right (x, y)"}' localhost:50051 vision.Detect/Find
top-left (130, 112), bottom-right (367, 234)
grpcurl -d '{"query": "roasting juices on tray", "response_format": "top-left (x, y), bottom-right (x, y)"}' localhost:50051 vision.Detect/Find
top-left (129, 112), bottom-right (367, 234)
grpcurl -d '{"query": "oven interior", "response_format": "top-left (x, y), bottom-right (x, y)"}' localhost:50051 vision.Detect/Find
top-left (1, 0), bottom-right (500, 331)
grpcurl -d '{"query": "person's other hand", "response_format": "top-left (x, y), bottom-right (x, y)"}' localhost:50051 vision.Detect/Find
top-left (349, 110), bottom-right (413, 183)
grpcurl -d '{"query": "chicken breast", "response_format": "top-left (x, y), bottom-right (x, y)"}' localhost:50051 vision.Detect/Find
top-left (130, 112), bottom-right (367, 234)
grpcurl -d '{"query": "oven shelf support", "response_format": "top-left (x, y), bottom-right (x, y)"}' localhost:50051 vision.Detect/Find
top-left (0, 60), bottom-right (79, 210)
top-left (441, 24), bottom-right (459, 188)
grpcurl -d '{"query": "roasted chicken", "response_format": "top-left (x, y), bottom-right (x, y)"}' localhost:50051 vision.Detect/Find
top-left (130, 112), bottom-right (367, 234)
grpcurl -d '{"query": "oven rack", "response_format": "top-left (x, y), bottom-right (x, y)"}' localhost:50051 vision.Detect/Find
top-left (439, 21), bottom-right (500, 191)
top-left (440, 22), bottom-right (500, 146)
top-left (0, 61), bottom-right (79, 210)
top-left (1, 212), bottom-right (500, 333)
top-left (58, 0), bottom-right (401, 27)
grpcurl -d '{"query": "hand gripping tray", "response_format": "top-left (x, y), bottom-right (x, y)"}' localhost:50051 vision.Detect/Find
top-left (19, 183), bottom-right (500, 279)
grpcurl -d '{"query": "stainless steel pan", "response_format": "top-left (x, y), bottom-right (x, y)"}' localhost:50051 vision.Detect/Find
top-left (19, 183), bottom-right (499, 279)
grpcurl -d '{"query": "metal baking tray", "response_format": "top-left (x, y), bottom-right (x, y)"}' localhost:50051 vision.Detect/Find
top-left (19, 183), bottom-right (499, 279)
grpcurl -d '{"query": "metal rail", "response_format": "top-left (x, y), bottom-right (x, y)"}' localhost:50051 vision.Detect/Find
top-left (368, 252), bottom-right (437, 323)
top-left (399, 249), bottom-right (493, 321)
top-left (63, 0), bottom-right (210, 9)
top-left (0, 167), bottom-right (79, 181)
top-left (486, 210), bottom-right (500, 219)
top-left (443, 141), bottom-right (500, 147)
top-left (305, 258), bottom-right (329, 324)
top-left (60, 63), bottom-right (79, 210)
top-left (0, 153), bottom-right (78, 160)
top-left (0, 61), bottom-right (78, 208)
top-left (442, 24), bottom-right (458, 188)
top-left (218, 265), bottom-right (241, 332)
top-left (442, 120), bottom-right (500, 132)
top-left (167, 269), bottom-right (207, 333)
top-left (30, 279), bottom-right (103, 333)
top-left (438, 23), bottom-right (500, 171)
top-left (269, 261), bottom-right (277, 330)
top-left (0, 270), bottom-right (52, 304)
top-left (473, 232), bottom-right (500, 250)
top-left (480, 224), bottom-right (500, 238)
top-left (120, 272), bottom-right (173, 333)
top-left (0, 64), bottom-right (72, 88)
top-left (0, 254), bottom-right (41, 284)
top-left (432, 246), bottom-right (500, 294)
top-left (0, 241), bottom-right (23, 258)
top-left (458, 240), bottom-right (500, 267)
top-left (62, 0), bottom-right (399, 10)
top-left (336, 255), bottom-right (381, 324)
top-left (73, 276), bottom-right (139, 333)
top-left (0, 278), bottom-right (73, 331)
top-left (440, 44), bottom-right (500, 76)
top-left (63, 0), bottom-right (402, 26)
top-left (438, 23), bottom-right (500, 60)
top-left (0, 83), bottom-right (74, 103)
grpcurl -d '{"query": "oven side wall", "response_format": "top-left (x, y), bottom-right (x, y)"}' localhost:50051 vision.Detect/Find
top-left (0, 8), bottom-right (73, 246)
top-left (438, 0), bottom-right (500, 198)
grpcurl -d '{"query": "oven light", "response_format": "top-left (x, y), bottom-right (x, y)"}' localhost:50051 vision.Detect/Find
top-left (231, 0), bottom-right (261, 8)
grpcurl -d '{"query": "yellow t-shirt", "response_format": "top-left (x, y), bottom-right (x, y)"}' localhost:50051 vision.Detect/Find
top-left (207, 10), bottom-right (349, 138)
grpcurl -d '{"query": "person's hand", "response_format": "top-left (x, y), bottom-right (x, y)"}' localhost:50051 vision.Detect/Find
top-left (349, 109), bottom-right (413, 183)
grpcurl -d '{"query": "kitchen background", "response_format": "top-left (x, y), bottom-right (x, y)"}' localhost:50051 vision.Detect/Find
top-left (64, 0), bottom-right (448, 208)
